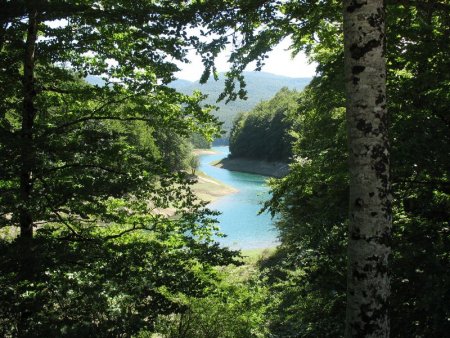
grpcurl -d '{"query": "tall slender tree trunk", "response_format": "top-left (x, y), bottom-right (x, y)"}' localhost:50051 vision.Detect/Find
top-left (20, 2), bottom-right (38, 239)
top-left (17, 6), bottom-right (39, 334)
top-left (343, 1), bottom-right (391, 337)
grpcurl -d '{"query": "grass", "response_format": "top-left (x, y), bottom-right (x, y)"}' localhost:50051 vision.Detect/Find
top-left (241, 247), bottom-right (277, 264)
top-left (217, 247), bottom-right (277, 283)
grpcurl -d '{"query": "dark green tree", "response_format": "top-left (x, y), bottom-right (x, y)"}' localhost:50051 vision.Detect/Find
top-left (229, 87), bottom-right (298, 162)
top-left (197, 0), bottom-right (449, 336)
top-left (263, 74), bottom-right (348, 338)
top-left (259, 1), bottom-right (449, 337)
top-left (0, 1), bottom-right (238, 335)
top-left (190, 132), bottom-right (212, 149)
top-left (0, 0), bottom-right (221, 240)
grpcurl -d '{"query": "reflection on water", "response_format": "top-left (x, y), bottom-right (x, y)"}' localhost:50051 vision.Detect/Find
top-left (199, 146), bottom-right (279, 249)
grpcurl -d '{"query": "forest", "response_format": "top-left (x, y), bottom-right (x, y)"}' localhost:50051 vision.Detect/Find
top-left (172, 72), bottom-right (310, 134)
top-left (1, 0), bottom-right (449, 337)
top-left (229, 87), bottom-right (298, 162)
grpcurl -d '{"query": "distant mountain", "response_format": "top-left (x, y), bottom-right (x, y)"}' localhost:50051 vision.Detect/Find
top-left (171, 72), bottom-right (311, 132)
top-left (86, 72), bottom-right (312, 136)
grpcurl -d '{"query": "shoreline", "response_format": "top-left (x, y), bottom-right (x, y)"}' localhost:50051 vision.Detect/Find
top-left (193, 148), bottom-right (219, 156)
top-left (192, 148), bottom-right (238, 203)
top-left (192, 171), bottom-right (238, 203)
top-left (153, 171), bottom-right (237, 217)
top-left (214, 157), bottom-right (289, 178)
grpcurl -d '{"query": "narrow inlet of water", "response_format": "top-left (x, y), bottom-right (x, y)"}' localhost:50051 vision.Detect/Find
top-left (198, 146), bottom-right (279, 249)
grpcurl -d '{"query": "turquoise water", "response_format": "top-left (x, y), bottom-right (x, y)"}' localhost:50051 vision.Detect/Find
top-left (199, 146), bottom-right (279, 249)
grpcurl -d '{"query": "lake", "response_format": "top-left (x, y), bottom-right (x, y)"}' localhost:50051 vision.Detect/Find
top-left (198, 146), bottom-right (279, 249)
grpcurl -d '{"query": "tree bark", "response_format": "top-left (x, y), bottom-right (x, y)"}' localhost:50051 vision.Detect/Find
top-left (17, 6), bottom-right (39, 334)
top-left (20, 2), bottom-right (38, 238)
top-left (343, 1), bottom-right (391, 337)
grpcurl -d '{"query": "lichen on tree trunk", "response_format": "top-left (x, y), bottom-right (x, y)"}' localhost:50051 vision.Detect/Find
top-left (343, 0), bottom-right (391, 337)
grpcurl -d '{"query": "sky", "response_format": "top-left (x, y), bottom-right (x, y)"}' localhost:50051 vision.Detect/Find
top-left (44, 20), bottom-right (316, 82)
top-left (175, 38), bottom-right (317, 82)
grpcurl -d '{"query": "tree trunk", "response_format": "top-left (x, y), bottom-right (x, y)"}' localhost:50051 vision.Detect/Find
top-left (17, 6), bottom-right (39, 335)
top-left (343, 1), bottom-right (391, 337)
top-left (20, 3), bottom-right (38, 239)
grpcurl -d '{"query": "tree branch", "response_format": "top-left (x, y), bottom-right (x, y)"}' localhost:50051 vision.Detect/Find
top-left (91, 93), bottom-right (141, 115)
top-left (100, 224), bottom-right (154, 241)
top-left (38, 85), bottom-right (80, 95)
top-left (392, 179), bottom-right (450, 187)
top-left (50, 207), bottom-right (87, 241)
top-left (389, 0), bottom-right (450, 12)
top-left (42, 163), bottom-right (127, 176)
top-left (39, 115), bottom-right (153, 138)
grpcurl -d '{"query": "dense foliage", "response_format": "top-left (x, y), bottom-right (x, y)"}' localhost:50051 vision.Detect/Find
top-left (0, 227), bottom-right (238, 336)
top-left (189, 132), bottom-right (211, 149)
top-left (154, 262), bottom-right (270, 338)
top-left (229, 87), bottom-right (298, 162)
top-left (186, 0), bottom-right (449, 335)
top-left (1, 0), bottom-right (449, 336)
top-left (0, 1), bottom-right (237, 335)
top-left (258, 2), bottom-right (450, 336)
top-left (172, 72), bottom-right (310, 134)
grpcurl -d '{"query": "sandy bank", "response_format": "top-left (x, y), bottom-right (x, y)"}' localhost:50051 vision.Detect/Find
top-left (154, 171), bottom-right (238, 217)
top-left (214, 157), bottom-right (289, 178)
top-left (193, 148), bottom-right (219, 156)
top-left (192, 171), bottom-right (238, 203)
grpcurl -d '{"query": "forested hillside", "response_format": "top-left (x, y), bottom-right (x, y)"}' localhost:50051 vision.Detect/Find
top-left (171, 72), bottom-right (310, 133)
top-left (229, 87), bottom-right (298, 162)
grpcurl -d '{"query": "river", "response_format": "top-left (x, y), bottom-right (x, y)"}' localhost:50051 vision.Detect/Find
top-left (198, 146), bottom-right (279, 249)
